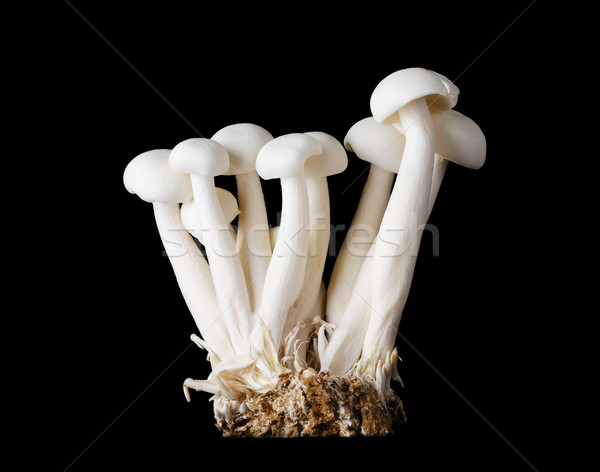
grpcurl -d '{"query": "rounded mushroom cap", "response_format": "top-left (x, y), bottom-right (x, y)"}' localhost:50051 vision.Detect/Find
top-left (123, 149), bottom-right (193, 203)
top-left (432, 110), bottom-right (486, 170)
top-left (344, 117), bottom-right (406, 174)
top-left (256, 133), bottom-right (322, 180)
top-left (303, 131), bottom-right (348, 179)
top-left (169, 138), bottom-right (230, 177)
top-left (211, 123), bottom-right (274, 176)
top-left (181, 187), bottom-right (240, 239)
top-left (370, 67), bottom-right (459, 124)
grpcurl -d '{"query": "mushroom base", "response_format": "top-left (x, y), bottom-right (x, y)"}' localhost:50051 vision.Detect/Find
top-left (215, 368), bottom-right (406, 437)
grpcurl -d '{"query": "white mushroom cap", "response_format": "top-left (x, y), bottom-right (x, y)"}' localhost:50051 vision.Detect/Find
top-left (169, 138), bottom-right (230, 176)
top-left (344, 117), bottom-right (406, 173)
top-left (370, 67), bottom-right (459, 125)
top-left (216, 188), bottom-right (241, 223)
top-left (256, 133), bottom-right (322, 180)
top-left (432, 110), bottom-right (486, 170)
top-left (211, 123), bottom-right (274, 176)
top-left (181, 188), bottom-right (240, 240)
top-left (123, 149), bottom-right (193, 203)
top-left (303, 132), bottom-right (348, 178)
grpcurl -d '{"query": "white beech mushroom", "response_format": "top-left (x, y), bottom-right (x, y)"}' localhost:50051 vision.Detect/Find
top-left (169, 138), bottom-right (252, 353)
top-left (254, 133), bottom-right (322, 350)
top-left (355, 68), bottom-right (459, 383)
top-left (280, 131), bottom-right (347, 366)
top-left (123, 150), bottom-right (232, 359)
top-left (180, 188), bottom-right (240, 243)
top-left (357, 108), bottom-right (487, 390)
top-left (326, 112), bottom-right (485, 375)
top-left (211, 123), bottom-right (274, 311)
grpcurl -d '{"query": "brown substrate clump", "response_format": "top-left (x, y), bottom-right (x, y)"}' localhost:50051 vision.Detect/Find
top-left (216, 368), bottom-right (406, 437)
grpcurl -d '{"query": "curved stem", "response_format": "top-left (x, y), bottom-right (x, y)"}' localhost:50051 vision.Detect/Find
top-left (326, 165), bottom-right (394, 325)
top-left (152, 202), bottom-right (233, 358)
top-left (282, 176), bottom-right (330, 348)
top-left (190, 175), bottom-right (252, 353)
top-left (257, 175), bottom-right (309, 350)
top-left (360, 97), bottom-right (435, 374)
top-left (235, 171), bottom-right (271, 313)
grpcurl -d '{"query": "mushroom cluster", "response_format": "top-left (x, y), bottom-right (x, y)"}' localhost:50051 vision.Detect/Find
top-left (123, 67), bottom-right (486, 437)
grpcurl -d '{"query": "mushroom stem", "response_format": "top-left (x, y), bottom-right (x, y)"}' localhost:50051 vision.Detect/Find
top-left (257, 175), bottom-right (309, 350)
top-left (235, 171), bottom-right (271, 312)
top-left (319, 254), bottom-right (374, 376)
top-left (282, 176), bottom-right (330, 344)
top-left (190, 175), bottom-right (252, 352)
top-left (305, 176), bottom-right (330, 299)
top-left (326, 165), bottom-right (394, 324)
top-left (426, 154), bottom-right (448, 220)
top-left (361, 97), bottom-right (435, 373)
top-left (152, 202), bottom-right (233, 358)
top-left (426, 108), bottom-right (487, 219)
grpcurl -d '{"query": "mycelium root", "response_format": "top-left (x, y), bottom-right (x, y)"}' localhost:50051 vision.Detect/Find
top-left (214, 369), bottom-right (406, 437)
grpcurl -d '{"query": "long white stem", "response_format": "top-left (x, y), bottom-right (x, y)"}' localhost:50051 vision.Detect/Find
top-left (326, 165), bottom-right (394, 325)
top-left (235, 171), bottom-right (271, 313)
top-left (360, 98), bottom-right (435, 371)
top-left (282, 176), bottom-right (330, 345)
top-left (152, 202), bottom-right (233, 359)
top-left (286, 177), bottom-right (330, 332)
top-left (190, 175), bottom-right (252, 353)
top-left (257, 175), bottom-right (309, 350)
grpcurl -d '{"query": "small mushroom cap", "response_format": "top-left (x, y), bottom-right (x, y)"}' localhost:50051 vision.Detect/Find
top-left (169, 138), bottom-right (230, 177)
top-left (181, 187), bottom-right (240, 239)
top-left (432, 110), bottom-right (486, 170)
top-left (211, 123), bottom-right (274, 176)
top-left (370, 67), bottom-right (459, 124)
top-left (124, 149), bottom-right (193, 203)
top-left (344, 117), bottom-right (406, 173)
top-left (303, 131), bottom-right (348, 179)
top-left (256, 133), bottom-right (322, 180)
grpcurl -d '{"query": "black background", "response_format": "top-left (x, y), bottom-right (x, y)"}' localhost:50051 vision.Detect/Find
top-left (23, 1), bottom-right (577, 470)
